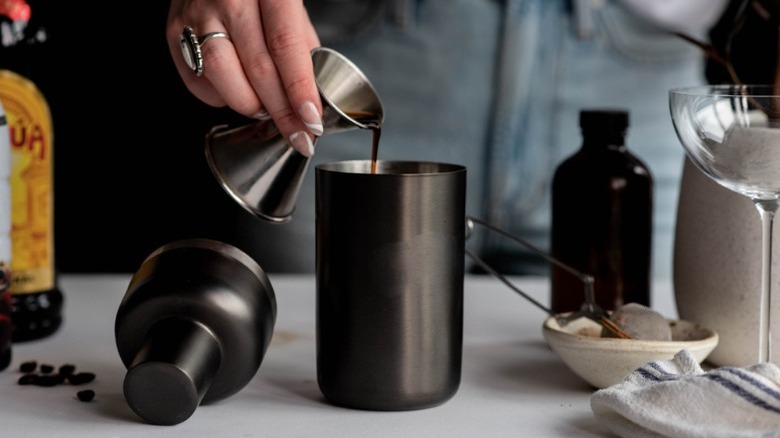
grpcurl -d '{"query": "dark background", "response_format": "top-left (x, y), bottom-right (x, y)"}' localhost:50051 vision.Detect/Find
top-left (12, 2), bottom-right (251, 272)
top-left (10, 0), bottom-right (775, 273)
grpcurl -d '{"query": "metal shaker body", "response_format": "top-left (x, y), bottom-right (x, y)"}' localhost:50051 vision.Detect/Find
top-left (315, 160), bottom-right (466, 410)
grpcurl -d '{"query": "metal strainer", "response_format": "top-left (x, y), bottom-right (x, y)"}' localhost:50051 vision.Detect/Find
top-left (466, 217), bottom-right (669, 340)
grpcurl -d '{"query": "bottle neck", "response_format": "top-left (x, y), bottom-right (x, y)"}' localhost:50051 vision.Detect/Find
top-left (580, 132), bottom-right (626, 152)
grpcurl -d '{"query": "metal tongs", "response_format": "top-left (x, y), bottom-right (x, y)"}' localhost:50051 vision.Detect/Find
top-left (465, 217), bottom-right (632, 339)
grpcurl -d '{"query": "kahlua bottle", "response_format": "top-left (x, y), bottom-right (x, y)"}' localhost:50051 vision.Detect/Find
top-left (0, 2), bottom-right (63, 341)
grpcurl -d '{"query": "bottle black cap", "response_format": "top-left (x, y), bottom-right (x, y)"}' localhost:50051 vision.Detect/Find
top-left (580, 109), bottom-right (629, 133)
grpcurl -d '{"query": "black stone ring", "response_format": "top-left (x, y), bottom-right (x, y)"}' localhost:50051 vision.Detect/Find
top-left (179, 26), bottom-right (231, 77)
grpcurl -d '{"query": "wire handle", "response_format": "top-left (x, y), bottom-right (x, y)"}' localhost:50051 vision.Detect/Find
top-left (466, 216), bottom-right (632, 339)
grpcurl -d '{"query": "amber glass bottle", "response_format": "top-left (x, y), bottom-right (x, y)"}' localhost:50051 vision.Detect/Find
top-left (0, 2), bottom-right (63, 341)
top-left (550, 109), bottom-right (652, 313)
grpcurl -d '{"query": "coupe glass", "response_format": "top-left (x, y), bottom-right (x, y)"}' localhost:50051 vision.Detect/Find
top-left (670, 84), bottom-right (780, 363)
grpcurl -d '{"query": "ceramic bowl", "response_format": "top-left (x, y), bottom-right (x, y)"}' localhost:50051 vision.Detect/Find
top-left (542, 314), bottom-right (719, 389)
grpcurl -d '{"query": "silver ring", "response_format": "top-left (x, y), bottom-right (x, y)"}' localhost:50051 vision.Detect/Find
top-left (180, 26), bottom-right (231, 77)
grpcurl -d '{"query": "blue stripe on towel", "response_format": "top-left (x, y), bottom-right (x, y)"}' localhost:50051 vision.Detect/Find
top-left (721, 367), bottom-right (780, 402)
top-left (637, 361), bottom-right (780, 414)
top-left (637, 367), bottom-right (663, 382)
top-left (636, 362), bottom-right (681, 383)
top-left (648, 362), bottom-right (677, 377)
top-left (705, 374), bottom-right (780, 414)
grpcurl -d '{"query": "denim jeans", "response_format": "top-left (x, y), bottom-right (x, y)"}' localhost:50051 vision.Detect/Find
top-left (237, 0), bottom-right (707, 279)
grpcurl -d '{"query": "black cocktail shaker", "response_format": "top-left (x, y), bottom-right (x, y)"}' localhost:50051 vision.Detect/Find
top-left (115, 239), bottom-right (276, 425)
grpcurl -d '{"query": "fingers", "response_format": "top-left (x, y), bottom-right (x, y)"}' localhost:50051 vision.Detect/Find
top-left (197, 22), bottom-right (267, 119)
top-left (228, 0), bottom-right (322, 156)
top-left (166, 0), bottom-right (229, 109)
top-left (166, 0), bottom-right (323, 157)
top-left (259, 0), bottom-right (322, 130)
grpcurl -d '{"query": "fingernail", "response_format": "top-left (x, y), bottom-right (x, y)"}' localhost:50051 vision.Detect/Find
top-left (289, 131), bottom-right (314, 157)
top-left (298, 101), bottom-right (323, 136)
top-left (254, 109), bottom-right (271, 120)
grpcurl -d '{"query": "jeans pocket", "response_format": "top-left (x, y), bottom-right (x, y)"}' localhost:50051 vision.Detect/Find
top-left (594, 3), bottom-right (700, 66)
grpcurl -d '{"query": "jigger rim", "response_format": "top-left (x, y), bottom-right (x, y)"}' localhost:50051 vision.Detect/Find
top-left (311, 47), bottom-right (385, 128)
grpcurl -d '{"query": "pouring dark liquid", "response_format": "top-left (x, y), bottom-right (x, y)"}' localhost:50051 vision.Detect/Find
top-left (346, 111), bottom-right (382, 173)
top-left (367, 123), bottom-right (381, 174)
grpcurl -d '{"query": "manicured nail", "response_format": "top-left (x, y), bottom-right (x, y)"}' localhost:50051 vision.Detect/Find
top-left (298, 101), bottom-right (323, 136)
top-left (289, 131), bottom-right (314, 157)
top-left (254, 109), bottom-right (271, 120)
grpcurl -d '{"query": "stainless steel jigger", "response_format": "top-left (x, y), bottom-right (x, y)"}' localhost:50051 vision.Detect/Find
top-left (205, 47), bottom-right (385, 223)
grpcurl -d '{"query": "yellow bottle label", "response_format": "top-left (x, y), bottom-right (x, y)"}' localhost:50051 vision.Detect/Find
top-left (0, 70), bottom-right (54, 294)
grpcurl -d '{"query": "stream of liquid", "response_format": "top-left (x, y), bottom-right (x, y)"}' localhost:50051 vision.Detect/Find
top-left (346, 111), bottom-right (382, 174)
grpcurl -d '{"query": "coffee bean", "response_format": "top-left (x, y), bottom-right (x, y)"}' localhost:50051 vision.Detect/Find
top-left (34, 375), bottom-right (64, 387)
top-left (58, 364), bottom-right (75, 376)
top-left (76, 390), bottom-right (95, 402)
top-left (14, 360), bottom-right (98, 405)
top-left (19, 361), bottom-right (37, 373)
top-left (17, 374), bottom-right (37, 385)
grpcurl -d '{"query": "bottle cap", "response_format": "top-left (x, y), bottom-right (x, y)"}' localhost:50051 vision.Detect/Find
top-left (580, 109), bottom-right (629, 133)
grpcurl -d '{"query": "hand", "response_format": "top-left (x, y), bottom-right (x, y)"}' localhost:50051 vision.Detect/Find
top-left (167, 0), bottom-right (323, 156)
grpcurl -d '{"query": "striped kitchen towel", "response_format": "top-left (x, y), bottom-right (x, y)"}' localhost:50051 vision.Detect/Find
top-left (591, 349), bottom-right (780, 437)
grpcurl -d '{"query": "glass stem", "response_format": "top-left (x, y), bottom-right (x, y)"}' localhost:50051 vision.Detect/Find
top-left (754, 199), bottom-right (779, 363)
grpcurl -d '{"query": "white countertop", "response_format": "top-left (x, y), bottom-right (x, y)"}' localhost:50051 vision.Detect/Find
top-left (0, 274), bottom-right (677, 437)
